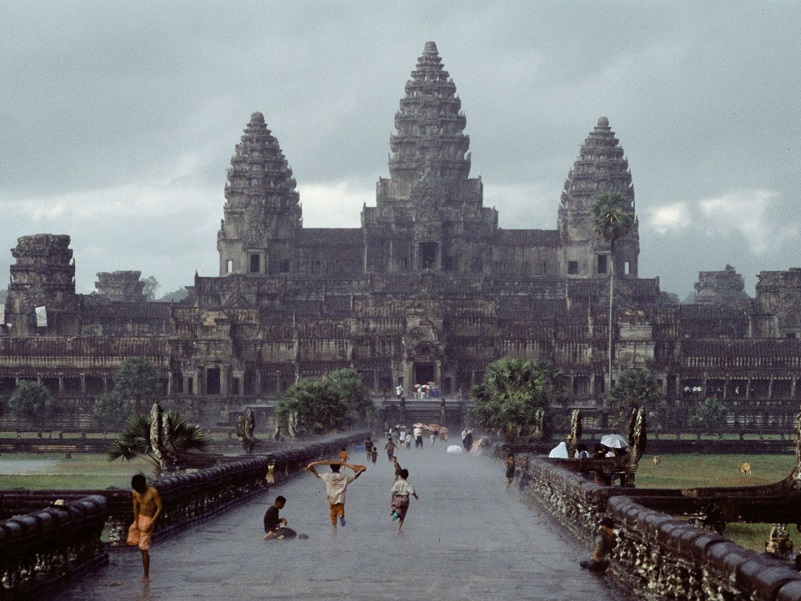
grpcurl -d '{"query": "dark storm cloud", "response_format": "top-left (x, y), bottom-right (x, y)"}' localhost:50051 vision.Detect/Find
top-left (1, 1), bottom-right (799, 297)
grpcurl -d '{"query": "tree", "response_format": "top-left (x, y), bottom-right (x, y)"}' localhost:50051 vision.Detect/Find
top-left (108, 410), bottom-right (208, 471)
top-left (607, 368), bottom-right (664, 430)
top-left (276, 379), bottom-right (353, 435)
top-left (691, 397), bottom-right (728, 439)
top-left (156, 287), bottom-right (189, 302)
top-left (8, 380), bottom-right (55, 429)
top-left (589, 191), bottom-right (635, 398)
top-left (91, 391), bottom-right (133, 435)
top-left (469, 357), bottom-right (565, 442)
top-left (326, 368), bottom-right (375, 426)
top-left (142, 276), bottom-right (160, 301)
top-left (113, 357), bottom-right (161, 411)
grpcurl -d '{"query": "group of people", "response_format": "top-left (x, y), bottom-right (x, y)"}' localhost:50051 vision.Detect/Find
top-left (127, 432), bottom-right (615, 582)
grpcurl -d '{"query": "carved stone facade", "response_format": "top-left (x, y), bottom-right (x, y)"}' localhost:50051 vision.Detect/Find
top-left (2, 41), bottom-right (801, 431)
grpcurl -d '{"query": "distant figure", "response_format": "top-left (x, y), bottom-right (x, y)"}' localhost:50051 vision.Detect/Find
top-left (365, 436), bottom-right (374, 461)
top-left (463, 429), bottom-right (474, 452)
top-left (127, 474), bottom-right (163, 582)
top-left (305, 461), bottom-right (366, 527)
top-left (652, 456), bottom-right (662, 466)
top-left (263, 495), bottom-right (297, 540)
top-left (580, 518), bottom-right (616, 572)
top-left (738, 462), bottom-right (752, 475)
top-left (392, 455), bottom-right (403, 481)
top-left (390, 468), bottom-right (419, 532)
top-left (504, 453), bottom-right (516, 489)
top-left (371, 448), bottom-right (378, 465)
top-left (414, 426), bottom-right (424, 448)
top-left (576, 443), bottom-right (589, 459)
top-left (338, 446), bottom-right (349, 463)
top-left (385, 437), bottom-right (397, 461)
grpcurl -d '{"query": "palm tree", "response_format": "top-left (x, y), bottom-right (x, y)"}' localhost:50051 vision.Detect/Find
top-left (108, 410), bottom-right (208, 472)
top-left (607, 367), bottom-right (664, 430)
top-left (589, 191), bottom-right (635, 399)
top-left (469, 357), bottom-right (565, 441)
top-left (8, 380), bottom-right (54, 430)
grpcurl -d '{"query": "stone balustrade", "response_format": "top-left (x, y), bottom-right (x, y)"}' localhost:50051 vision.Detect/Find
top-left (0, 433), bottom-right (365, 599)
top-left (0, 495), bottom-right (108, 600)
top-left (522, 455), bottom-right (801, 600)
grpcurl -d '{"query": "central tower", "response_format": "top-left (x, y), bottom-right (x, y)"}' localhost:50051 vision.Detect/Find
top-left (364, 41), bottom-right (497, 274)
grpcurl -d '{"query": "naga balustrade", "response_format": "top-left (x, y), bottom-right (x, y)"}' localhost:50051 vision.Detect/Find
top-left (0, 433), bottom-right (365, 599)
top-left (0, 495), bottom-right (108, 601)
top-left (520, 455), bottom-right (801, 600)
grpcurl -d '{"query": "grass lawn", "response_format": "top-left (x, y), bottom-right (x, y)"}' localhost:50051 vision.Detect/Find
top-left (0, 453), bottom-right (154, 490)
top-left (637, 453), bottom-right (799, 554)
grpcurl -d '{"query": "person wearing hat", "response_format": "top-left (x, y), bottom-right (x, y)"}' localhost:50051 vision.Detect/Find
top-left (580, 517), bottom-right (616, 571)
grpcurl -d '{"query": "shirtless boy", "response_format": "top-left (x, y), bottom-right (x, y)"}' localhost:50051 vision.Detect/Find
top-left (128, 474), bottom-right (163, 581)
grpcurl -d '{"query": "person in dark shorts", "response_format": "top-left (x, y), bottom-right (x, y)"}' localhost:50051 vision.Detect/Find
top-left (504, 453), bottom-right (516, 489)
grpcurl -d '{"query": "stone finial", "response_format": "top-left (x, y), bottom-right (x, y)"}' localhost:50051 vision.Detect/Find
top-left (424, 41), bottom-right (438, 54)
top-left (597, 116), bottom-right (610, 128)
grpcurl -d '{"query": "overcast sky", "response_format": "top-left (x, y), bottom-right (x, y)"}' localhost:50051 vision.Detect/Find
top-left (1, 1), bottom-right (799, 299)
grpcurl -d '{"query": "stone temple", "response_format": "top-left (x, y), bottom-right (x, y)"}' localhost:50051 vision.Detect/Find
top-left (2, 42), bottom-right (800, 431)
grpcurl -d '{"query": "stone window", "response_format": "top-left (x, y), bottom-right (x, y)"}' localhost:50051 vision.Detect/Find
top-left (624, 261), bottom-right (631, 275)
top-left (280, 259), bottom-right (290, 273)
top-left (568, 261), bottom-right (579, 274)
top-left (226, 260), bottom-right (233, 274)
top-left (597, 254), bottom-right (607, 274)
top-left (419, 242), bottom-right (438, 269)
top-left (249, 253), bottom-right (261, 273)
top-left (206, 367), bottom-right (221, 395)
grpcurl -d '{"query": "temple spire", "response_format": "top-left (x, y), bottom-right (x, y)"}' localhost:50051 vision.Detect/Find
top-left (388, 41), bottom-right (471, 186)
top-left (558, 116), bottom-right (635, 241)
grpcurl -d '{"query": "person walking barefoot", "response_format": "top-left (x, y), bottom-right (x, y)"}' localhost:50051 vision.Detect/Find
top-left (390, 468), bottom-right (419, 533)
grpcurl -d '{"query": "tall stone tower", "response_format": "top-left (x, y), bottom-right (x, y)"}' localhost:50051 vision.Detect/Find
top-left (4, 234), bottom-right (77, 336)
top-left (364, 41), bottom-right (497, 274)
top-left (217, 112), bottom-right (301, 277)
top-left (558, 117), bottom-right (639, 280)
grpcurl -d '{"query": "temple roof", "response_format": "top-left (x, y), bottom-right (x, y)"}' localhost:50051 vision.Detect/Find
top-left (388, 41), bottom-right (471, 186)
top-left (558, 117), bottom-right (636, 239)
top-left (225, 112), bottom-right (299, 209)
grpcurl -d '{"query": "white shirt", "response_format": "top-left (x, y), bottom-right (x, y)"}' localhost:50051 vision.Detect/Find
top-left (391, 479), bottom-right (416, 496)
top-left (319, 471), bottom-right (356, 504)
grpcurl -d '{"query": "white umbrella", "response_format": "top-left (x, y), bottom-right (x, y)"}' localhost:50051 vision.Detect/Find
top-left (446, 445), bottom-right (463, 453)
top-left (600, 434), bottom-right (629, 449)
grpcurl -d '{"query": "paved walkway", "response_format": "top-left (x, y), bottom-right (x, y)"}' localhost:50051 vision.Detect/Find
top-left (49, 442), bottom-right (629, 600)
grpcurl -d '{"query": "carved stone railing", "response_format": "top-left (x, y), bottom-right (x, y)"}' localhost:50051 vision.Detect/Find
top-left (0, 495), bottom-right (108, 600)
top-left (0, 433), bottom-right (365, 599)
top-left (522, 455), bottom-right (801, 600)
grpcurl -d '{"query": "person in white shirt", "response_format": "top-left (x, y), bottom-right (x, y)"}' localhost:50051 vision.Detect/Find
top-left (389, 468), bottom-right (419, 532)
top-left (305, 461), bottom-right (365, 527)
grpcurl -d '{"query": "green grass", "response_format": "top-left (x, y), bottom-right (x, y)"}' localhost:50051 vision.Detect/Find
top-left (636, 453), bottom-right (794, 489)
top-left (637, 453), bottom-right (798, 554)
top-left (0, 453), bottom-right (153, 490)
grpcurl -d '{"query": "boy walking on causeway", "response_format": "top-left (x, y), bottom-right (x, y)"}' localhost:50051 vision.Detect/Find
top-left (390, 468), bottom-right (419, 533)
top-left (305, 460), bottom-right (366, 527)
top-left (127, 474), bottom-right (163, 582)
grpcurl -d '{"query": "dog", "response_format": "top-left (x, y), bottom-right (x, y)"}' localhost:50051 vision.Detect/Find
top-left (652, 456), bottom-right (661, 466)
top-left (738, 462), bottom-right (752, 475)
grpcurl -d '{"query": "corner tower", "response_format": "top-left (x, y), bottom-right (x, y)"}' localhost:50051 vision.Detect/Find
top-left (217, 112), bottom-right (301, 277)
top-left (558, 117), bottom-right (639, 279)
top-left (364, 41), bottom-right (496, 274)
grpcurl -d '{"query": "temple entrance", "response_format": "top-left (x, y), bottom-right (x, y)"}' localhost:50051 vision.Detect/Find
top-left (414, 362), bottom-right (435, 386)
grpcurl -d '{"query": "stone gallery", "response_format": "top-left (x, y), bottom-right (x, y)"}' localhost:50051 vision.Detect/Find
top-left (2, 42), bottom-right (800, 430)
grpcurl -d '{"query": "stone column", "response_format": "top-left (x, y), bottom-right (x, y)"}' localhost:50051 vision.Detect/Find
top-left (80, 373), bottom-right (86, 394)
top-left (435, 360), bottom-right (442, 386)
top-left (220, 365), bottom-right (229, 396)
